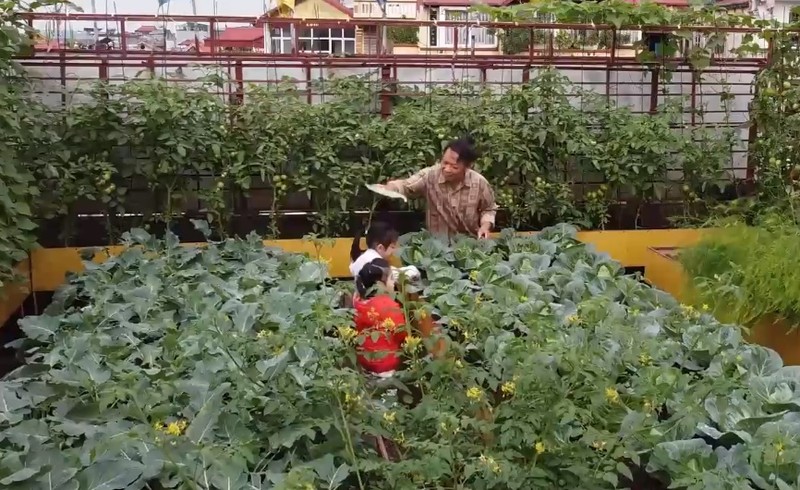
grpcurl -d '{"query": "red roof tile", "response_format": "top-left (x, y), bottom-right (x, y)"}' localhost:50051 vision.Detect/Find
top-left (422, 0), bottom-right (514, 5)
top-left (136, 25), bottom-right (158, 34)
top-left (216, 26), bottom-right (264, 42)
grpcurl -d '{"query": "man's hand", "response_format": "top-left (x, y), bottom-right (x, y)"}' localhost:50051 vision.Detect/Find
top-left (477, 224), bottom-right (491, 239)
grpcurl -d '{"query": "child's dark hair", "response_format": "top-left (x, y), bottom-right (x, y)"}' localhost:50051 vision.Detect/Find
top-left (350, 221), bottom-right (400, 262)
top-left (356, 258), bottom-right (390, 298)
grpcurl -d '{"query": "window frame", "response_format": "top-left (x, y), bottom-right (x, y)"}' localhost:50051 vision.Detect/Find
top-left (435, 8), bottom-right (497, 49)
top-left (268, 26), bottom-right (356, 55)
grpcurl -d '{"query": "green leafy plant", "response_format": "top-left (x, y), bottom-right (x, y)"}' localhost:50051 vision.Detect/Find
top-left (0, 0), bottom-right (78, 286)
top-left (679, 25), bottom-right (800, 330)
top-left (680, 212), bottom-right (800, 326)
top-left (387, 26), bottom-right (418, 45)
top-left (3, 224), bottom-right (800, 488)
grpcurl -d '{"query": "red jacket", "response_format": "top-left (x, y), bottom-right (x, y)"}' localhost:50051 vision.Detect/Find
top-left (353, 294), bottom-right (408, 373)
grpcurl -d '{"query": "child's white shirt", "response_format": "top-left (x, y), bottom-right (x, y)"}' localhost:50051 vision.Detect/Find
top-left (349, 248), bottom-right (382, 277)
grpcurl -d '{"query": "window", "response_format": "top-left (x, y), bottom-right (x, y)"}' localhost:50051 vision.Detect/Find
top-left (270, 27), bottom-right (292, 54)
top-left (435, 9), bottom-right (496, 49)
top-left (269, 27), bottom-right (356, 54)
top-left (357, 2), bottom-right (374, 16)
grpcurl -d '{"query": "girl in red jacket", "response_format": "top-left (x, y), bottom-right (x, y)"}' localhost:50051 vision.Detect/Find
top-left (353, 258), bottom-right (408, 376)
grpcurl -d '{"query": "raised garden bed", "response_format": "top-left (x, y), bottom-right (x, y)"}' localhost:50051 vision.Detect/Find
top-left (0, 224), bottom-right (796, 488)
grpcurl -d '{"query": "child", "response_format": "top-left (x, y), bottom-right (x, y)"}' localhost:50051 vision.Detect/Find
top-left (353, 258), bottom-right (407, 376)
top-left (349, 222), bottom-right (399, 279)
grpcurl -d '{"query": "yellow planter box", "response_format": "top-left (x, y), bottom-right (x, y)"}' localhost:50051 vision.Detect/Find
top-left (1, 229), bottom-right (708, 325)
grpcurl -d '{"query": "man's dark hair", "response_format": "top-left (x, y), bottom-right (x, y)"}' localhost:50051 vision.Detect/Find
top-left (445, 136), bottom-right (479, 165)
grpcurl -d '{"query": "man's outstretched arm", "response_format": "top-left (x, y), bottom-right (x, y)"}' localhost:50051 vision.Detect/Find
top-left (384, 166), bottom-right (434, 199)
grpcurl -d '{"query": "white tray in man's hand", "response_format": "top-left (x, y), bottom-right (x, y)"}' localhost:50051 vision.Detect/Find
top-left (366, 184), bottom-right (408, 202)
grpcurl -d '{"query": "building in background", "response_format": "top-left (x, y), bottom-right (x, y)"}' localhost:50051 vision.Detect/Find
top-left (258, 0), bottom-right (356, 55)
top-left (208, 26), bottom-right (265, 52)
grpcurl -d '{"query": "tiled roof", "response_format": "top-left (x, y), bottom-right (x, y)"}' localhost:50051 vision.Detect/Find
top-left (216, 26), bottom-right (264, 42)
top-left (136, 25), bottom-right (158, 34)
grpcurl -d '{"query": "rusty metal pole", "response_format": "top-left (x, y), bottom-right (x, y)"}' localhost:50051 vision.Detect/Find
top-left (690, 69), bottom-right (697, 127)
top-left (305, 62), bottom-right (312, 104)
top-left (379, 63), bottom-right (392, 119)
top-left (648, 65), bottom-right (660, 114)
top-left (233, 60), bottom-right (244, 105)
top-left (605, 28), bottom-right (617, 103)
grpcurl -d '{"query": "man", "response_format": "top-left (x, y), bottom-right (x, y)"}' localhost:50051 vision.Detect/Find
top-left (381, 136), bottom-right (498, 239)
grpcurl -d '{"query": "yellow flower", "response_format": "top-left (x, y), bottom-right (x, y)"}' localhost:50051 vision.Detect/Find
top-left (638, 353), bottom-right (652, 366)
top-left (463, 330), bottom-right (473, 341)
top-left (605, 387), bottom-right (621, 404)
top-left (701, 304), bottom-right (710, 311)
top-left (566, 314), bottom-right (581, 325)
top-left (534, 442), bottom-right (546, 455)
top-left (680, 304), bottom-right (700, 318)
top-left (454, 359), bottom-right (464, 369)
top-left (519, 295), bottom-right (528, 303)
top-left (256, 330), bottom-right (269, 339)
top-left (475, 295), bottom-right (483, 304)
top-left (501, 380), bottom-right (516, 396)
top-left (417, 309), bottom-right (428, 320)
top-left (381, 317), bottom-right (397, 331)
top-left (469, 271), bottom-right (479, 282)
top-left (153, 420), bottom-right (163, 431)
top-left (383, 411), bottom-right (396, 424)
top-left (337, 325), bottom-right (358, 343)
top-left (466, 386), bottom-right (483, 401)
top-left (403, 335), bottom-right (422, 353)
top-left (396, 432), bottom-right (405, 444)
top-left (643, 400), bottom-right (653, 412)
top-left (344, 392), bottom-right (362, 405)
top-left (479, 454), bottom-right (501, 473)
top-left (775, 441), bottom-right (785, 457)
top-left (165, 420), bottom-right (187, 436)
top-left (591, 440), bottom-right (607, 451)
top-left (630, 308), bottom-right (640, 316)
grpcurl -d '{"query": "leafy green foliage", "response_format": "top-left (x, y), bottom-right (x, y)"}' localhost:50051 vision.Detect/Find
top-left (679, 28), bottom-right (800, 330)
top-left (480, 0), bottom-right (775, 71)
top-left (24, 70), bottom-right (735, 242)
top-left (387, 27), bottom-right (418, 45)
top-left (0, 0), bottom-right (77, 287)
top-left (2, 224), bottom-right (799, 488)
top-left (680, 216), bottom-right (800, 327)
